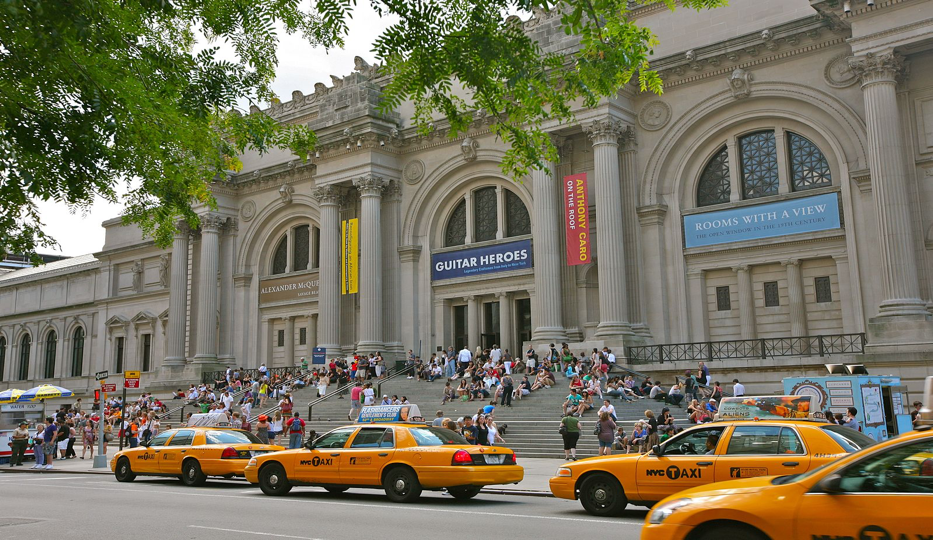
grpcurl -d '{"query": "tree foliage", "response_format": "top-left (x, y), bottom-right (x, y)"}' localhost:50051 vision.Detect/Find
top-left (0, 0), bottom-right (725, 260)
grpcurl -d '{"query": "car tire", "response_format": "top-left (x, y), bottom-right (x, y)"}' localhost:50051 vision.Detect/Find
top-left (383, 467), bottom-right (422, 503)
top-left (325, 486), bottom-right (349, 494)
top-left (114, 457), bottom-right (136, 483)
top-left (181, 460), bottom-right (207, 487)
top-left (696, 525), bottom-right (768, 540)
top-left (447, 486), bottom-right (482, 500)
top-left (579, 474), bottom-right (627, 517)
top-left (259, 463), bottom-right (292, 496)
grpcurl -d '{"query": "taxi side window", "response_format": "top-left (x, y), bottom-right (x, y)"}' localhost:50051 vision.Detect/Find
top-left (661, 427), bottom-right (725, 455)
top-left (838, 440), bottom-right (933, 494)
top-left (167, 430), bottom-right (195, 446)
top-left (314, 428), bottom-right (355, 449)
top-left (149, 431), bottom-right (173, 447)
top-left (351, 429), bottom-right (388, 448)
top-left (381, 429), bottom-right (394, 448)
top-left (726, 426), bottom-right (783, 455)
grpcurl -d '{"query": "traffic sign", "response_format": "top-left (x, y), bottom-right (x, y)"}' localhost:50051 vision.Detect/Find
top-left (124, 378), bottom-right (140, 389)
top-left (124, 370), bottom-right (140, 379)
top-left (101, 384), bottom-right (117, 392)
top-left (95, 370), bottom-right (109, 381)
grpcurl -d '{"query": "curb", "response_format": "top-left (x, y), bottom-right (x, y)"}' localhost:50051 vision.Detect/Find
top-left (0, 467), bottom-right (111, 475)
top-left (480, 488), bottom-right (555, 498)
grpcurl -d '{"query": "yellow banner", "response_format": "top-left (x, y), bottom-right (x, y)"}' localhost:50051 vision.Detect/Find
top-left (341, 218), bottom-right (359, 295)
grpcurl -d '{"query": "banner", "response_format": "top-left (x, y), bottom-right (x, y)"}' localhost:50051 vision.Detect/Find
top-left (312, 347), bottom-right (326, 365)
top-left (683, 192), bottom-right (841, 248)
top-left (563, 173), bottom-right (590, 265)
top-left (432, 239), bottom-right (533, 281)
top-left (341, 218), bottom-right (358, 295)
top-left (356, 404), bottom-right (423, 424)
top-left (718, 395), bottom-right (815, 421)
top-left (259, 272), bottom-right (319, 304)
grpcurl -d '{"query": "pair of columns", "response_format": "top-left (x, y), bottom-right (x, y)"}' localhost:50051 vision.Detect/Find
top-left (732, 261), bottom-right (807, 340)
top-left (531, 118), bottom-right (636, 342)
top-left (463, 292), bottom-right (514, 350)
top-left (263, 314), bottom-right (317, 366)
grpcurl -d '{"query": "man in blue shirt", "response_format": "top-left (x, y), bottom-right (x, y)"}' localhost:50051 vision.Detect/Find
top-left (705, 399), bottom-right (718, 414)
top-left (42, 417), bottom-right (57, 470)
top-left (843, 407), bottom-right (861, 432)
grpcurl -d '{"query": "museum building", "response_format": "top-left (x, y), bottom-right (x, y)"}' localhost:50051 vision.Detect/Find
top-left (2, 0), bottom-right (933, 393)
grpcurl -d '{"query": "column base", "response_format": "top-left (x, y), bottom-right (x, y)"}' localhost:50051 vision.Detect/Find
top-left (531, 326), bottom-right (568, 343)
top-left (192, 354), bottom-right (219, 364)
top-left (595, 321), bottom-right (633, 339)
top-left (867, 312), bottom-right (933, 347)
top-left (217, 355), bottom-right (236, 366)
top-left (876, 298), bottom-right (931, 318)
top-left (356, 341), bottom-right (386, 356)
top-left (162, 356), bottom-right (187, 367)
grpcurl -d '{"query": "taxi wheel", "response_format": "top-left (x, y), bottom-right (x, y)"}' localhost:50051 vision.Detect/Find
top-left (696, 525), bottom-right (768, 540)
top-left (181, 460), bottom-right (207, 487)
top-left (579, 474), bottom-right (627, 517)
top-left (114, 457), bottom-right (136, 483)
top-left (325, 487), bottom-right (349, 494)
top-left (447, 486), bottom-right (482, 500)
top-left (383, 467), bottom-right (422, 503)
top-left (259, 463), bottom-right (293, 496)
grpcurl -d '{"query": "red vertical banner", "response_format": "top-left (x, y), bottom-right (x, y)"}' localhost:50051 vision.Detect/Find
top-left (563, 173), bottom-right (590, 265)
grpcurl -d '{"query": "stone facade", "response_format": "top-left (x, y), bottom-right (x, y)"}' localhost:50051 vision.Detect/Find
top-left (2, 0), bottom-right (933, 395)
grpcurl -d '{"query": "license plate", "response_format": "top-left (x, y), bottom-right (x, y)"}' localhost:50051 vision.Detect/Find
top-left (250, 451), bottom-right (268, 457)
top-left (484, 454), bottom-right (504, 464)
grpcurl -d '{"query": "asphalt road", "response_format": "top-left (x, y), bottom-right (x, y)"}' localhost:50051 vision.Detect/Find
top-left (0, 474), bottom-right (649, 540)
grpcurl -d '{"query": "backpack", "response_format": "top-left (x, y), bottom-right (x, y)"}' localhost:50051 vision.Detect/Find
top-left (290, 419), bottom-right (303, 433)
top-left (684, 376), bottom-right (695, 390)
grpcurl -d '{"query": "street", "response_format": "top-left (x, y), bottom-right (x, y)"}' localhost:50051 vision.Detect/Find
top-left (0, 474), bottom-right (648, 540)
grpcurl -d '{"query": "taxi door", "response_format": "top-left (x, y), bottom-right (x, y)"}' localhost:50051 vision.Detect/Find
top-left (136, 431), bottom-right (173, 473)
top-left (634, 425), bottom-right (725, 502)
top-left (713, 425), bottom-right (810, 482)
top-left (293, 427), bottom-right (355, 484)
top-left (793, 438), bottom-right (933, 540)
top-left (338, 427), bottom-right (397, 485)
top-left (159, 429), bottom-right (196, 475)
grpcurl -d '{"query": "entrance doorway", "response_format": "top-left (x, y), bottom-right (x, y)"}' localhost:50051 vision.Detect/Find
top-left (453, 305), bottom-right (468, 351)
top-left (516, 298), bottom-right (531, 346)
top-left (482, 301), bottom-right (500, 350)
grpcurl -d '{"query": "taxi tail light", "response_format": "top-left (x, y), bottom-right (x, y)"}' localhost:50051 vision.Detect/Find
top-left (220, 447), bottom-right (238, 459)
top-left (452, 449), bottom-right (474, 465)
top-left (510, 452), bottom-right (516, 464)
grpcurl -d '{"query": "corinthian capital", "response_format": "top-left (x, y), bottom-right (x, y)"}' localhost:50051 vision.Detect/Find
top-left (583, 117), bottom-right (629, 146)
top-left (353, 174), bottom-right (388, 197)
top-left (848, 52), bottom-right (907, 86)
top-left (200, 213), bottom-right (226, 233)
top-left (311, 184), bottom-right (348, 206)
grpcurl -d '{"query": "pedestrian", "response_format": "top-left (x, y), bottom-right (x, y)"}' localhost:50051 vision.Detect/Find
top-left (10, 421), bottom-right (30, 467)
top-left (64, 419), bottom-right (77, 459)
top-left (270, 411), bottom-right (284, 444)
top-left (256, 415), bottom-right (270, 444)
top-left (31, 420), bottom-right (46, 469)
top-left (475, 414), bottom-right (490, 446)
top-left (287, 412), bottom-right (305, 449)
top-left (127, 418), bottom-right (139, 448)
top-left (843, 407), bottom-right (861, 432)
top-left (500, 373), bottom-right (513, 407)
top-left (645, 409), bottom-right (659, 450)
top-left (362, 383), bottom-right (375, 406)
top-left (698, 361), bottom-right (711, 386)
top-left (732, 378), bottom-right (745, 397)
top-left (81, 419), bottom-right (96, 460)
top-left (911, 401), bottom-right (924, 428)
top-left (596, 411), bottom-right (616, 456)
top-left (684, 370), bottom-right (699, 402)
top-left (349, 382), bottom-right (363, 421)
top-left (710, 381), bottom-right (723, 401)
top-left (487, 417), bottom-right (505, 445)
top-left (56, 420), bottom-right (69, 459)
top-left (42, 417), bottom-right (57, 470)
top-left (560, 413), bottom-right (581, 461)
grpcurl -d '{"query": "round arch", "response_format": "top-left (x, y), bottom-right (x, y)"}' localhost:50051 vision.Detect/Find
top-left (236, 194), bottom-right (322, 274)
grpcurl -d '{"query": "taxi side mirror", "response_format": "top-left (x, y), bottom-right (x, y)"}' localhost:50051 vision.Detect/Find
top-left (652, 444), bottom-right (663, 456)
top-left (817, 474), bottom-right (843, 494)
top-left (303, 441), bottom-right (315, 450)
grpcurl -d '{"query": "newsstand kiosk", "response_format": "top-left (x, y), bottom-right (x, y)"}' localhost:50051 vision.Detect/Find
top-left (0, 402), bottom-right (43, 463)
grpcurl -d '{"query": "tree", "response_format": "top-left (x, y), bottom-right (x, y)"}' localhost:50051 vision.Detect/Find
top-left (0, 0), bottom-right (725, 260)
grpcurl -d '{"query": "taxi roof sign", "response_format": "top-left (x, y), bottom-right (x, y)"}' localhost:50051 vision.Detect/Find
top-left (356, 404), bottom-right (423, 424)
top-left (717, 395), bottom-right (824, 422)
top-left (187, 413), bottom-right (230, 427)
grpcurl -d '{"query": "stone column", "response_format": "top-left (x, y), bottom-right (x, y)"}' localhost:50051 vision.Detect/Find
top-left (284, 316), bottom-right (295, 366)
top-left (399, 245), bottom-right (422, 352)
top-left (833, 254), bottom-right (861, 333)
top-left (584, 117), bottom-right (631, 338)
top-left (312, 185), bottom-right (345, 357)
top-left (261, 318), bottom-right (273, 367)
top-left (233, 273), bottom-right (252, 367)
top-left (353, 174), bottom-right (387, 354)
top-left (307, 313), bottom-right (318, 350)
top-left (382, 181), bottom-right (403, 358)
top-left (782, 259), bottom-right (808, 337)
top-left (218, 219), bottom-right (237, 365)
top-left (620, 133), bottom-right (647, 335)
top-left (164, 222), bottom-right (190, 365)
top-left (467, 295), bottom-right (480, 348)
top-left (686, 269), bottom-right (709, 342)
top-left (530, 147), bottom-right (567, 342)
top-left (849, 52), bottom-right (928, 318)
top-left (733, 264), bottom-right (756, 340)
top-left (498, 292), bottom-right (513, 355)
top-left (193, 214), bottom-right (224, 364)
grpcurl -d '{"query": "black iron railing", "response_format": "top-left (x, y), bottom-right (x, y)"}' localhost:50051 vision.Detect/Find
top-left (201, 366), bottom-right (302, 385)
top-left (626, 333), bottom-right (866, 364)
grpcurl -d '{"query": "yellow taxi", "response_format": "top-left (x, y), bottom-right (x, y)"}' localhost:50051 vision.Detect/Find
top-left (640, 378), bottom-right (933, 540)
top-left (244, 421), bottom-right (523, 502)
top-left (549, 396), bottom-right (877, 516)
top-left (111, 427), bottom-right (283, 486)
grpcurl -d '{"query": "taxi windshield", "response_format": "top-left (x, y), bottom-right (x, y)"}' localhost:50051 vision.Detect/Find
top-left (408, 427), bottom-right (469, 446)
top-left (204, 430), bottom-right (263, 445)
top-left (820, 425), bottom-right (877, 452)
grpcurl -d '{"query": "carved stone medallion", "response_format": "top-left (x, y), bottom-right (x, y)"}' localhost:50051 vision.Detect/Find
top-left (240, 200), bottom-right (257, 222)
top-left (638, 101), bottom-right (672, 131)
top-left (824, 54), bottom-right (858, 88)
top-left (403, 159), bottom-right (425, 185)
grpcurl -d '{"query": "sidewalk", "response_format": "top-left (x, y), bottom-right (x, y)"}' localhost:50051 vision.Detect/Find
top-left (1, 452), bottom-right (564, 495)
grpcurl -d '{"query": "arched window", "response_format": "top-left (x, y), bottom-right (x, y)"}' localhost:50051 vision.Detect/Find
top-left (0, 336), bottom-right (6, 381)
top-left (739, 130), bottom-right (779, 199)
top-left (71, 327), bottom-right (85, 377)
top-left (473, 187), bottom-right (498, 242)
top-left (272, 236), bottom-right (288, 275)
top-left (506, 190), bottom-right (531, 237)
top-left (697, 146), bottom-right (731, 207)
top-left (788, 132), bottom-right (832, 191)
top-left (18, 334), bottom-right (30, 381)
top-left (44, 331), bottom-right (57, 379)
top-left (445, 200), bottom-right (467, 247)
top-left (293, 225), bottom-right (310, 271)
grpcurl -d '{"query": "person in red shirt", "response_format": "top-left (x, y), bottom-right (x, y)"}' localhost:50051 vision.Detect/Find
top-left (349, 382), bottom-right (363, 421)
top-left (286, 413), bottom-right (305, 449)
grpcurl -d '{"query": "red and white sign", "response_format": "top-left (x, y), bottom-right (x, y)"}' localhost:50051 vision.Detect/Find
top-left (563, 173), bottom-right (590, 265)
top-left (101, 384), bottom-right (117, 392)
top-left (124, 379), bottom-right (139, 389)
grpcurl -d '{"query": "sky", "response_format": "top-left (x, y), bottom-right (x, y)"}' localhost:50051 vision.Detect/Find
top-left (35, 4), bottom-right (395, 257)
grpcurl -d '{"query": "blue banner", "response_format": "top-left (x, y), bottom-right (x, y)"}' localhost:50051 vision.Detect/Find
top-left (432, 239), bottom-right (533, 281)
top-left (312, 347), bottom-right (326, 365)
top-left (683, 193), bottom-right (841, 248)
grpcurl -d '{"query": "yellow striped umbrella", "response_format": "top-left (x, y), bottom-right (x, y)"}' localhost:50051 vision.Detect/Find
top-left (16, 385), bottom-right (74, 402)
top-left (0, 389), bottom-right (25, 404)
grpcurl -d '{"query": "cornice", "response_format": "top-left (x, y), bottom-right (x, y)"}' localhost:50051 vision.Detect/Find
top-left (222, 160), bottom-right (316, 194)
top-left (0, 261), bottom-right (100, 289)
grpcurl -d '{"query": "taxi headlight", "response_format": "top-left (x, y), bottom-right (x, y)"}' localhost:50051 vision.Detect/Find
top-left (556, 467), bottom-right (572, 477)
top-left (247, 458), bottom-right (257, 467)
top-left (649, 498), bottom-right (693, 524)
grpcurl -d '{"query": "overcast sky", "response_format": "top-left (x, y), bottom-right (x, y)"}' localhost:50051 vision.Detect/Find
top-left (36, 4), bottom-right (395, 257)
